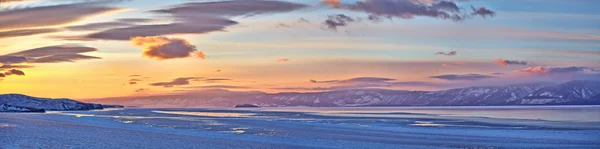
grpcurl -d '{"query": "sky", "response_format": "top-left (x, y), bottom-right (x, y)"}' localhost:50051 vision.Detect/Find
top-left (0, 0), bottom-right (599, 99)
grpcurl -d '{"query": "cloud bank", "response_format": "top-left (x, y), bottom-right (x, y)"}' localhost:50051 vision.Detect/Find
top-left (0, 3), bottom-right (123, 39)
top-left (60, 0), bottom-right (307, 41)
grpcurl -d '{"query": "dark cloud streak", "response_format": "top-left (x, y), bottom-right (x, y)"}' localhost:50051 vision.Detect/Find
top-left (58, 0), bottom-right (307, 41)
top-left (494, 58), bottom-right (527, 66)
top-left (2, 45), bottom-right (101, 64)
top-left (0, 28), bottom-right (61, 39)
top-left (430, 74), bottom-right (495, 81)
top-left (435, 50), bottom-right (457, 56)
top-left (150, 77), bottom-right (203, 87)
top-left (0, 3), bottom-right (122, 31)
top-left (4, 69), bottom-right (25, 76)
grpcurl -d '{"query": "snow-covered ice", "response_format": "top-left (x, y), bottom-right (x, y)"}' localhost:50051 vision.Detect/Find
top-left (1, 106), bottom-right (599, 149)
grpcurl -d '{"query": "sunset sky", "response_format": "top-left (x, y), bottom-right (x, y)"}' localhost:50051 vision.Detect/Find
top-left (0, 0), bottom-right (599, 99)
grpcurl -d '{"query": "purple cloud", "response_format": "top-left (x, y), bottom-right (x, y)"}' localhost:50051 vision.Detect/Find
top-left (514, 66), bottom-right (595, 76)
top-left (0, 56), bottom-right (27, 64)
top-left (183, 85), bottom-right (249, 89)
top-left (134, 88), bottom-right (149, 93)
top-left (58, 0), bottom-right (307, 41)
top-left (0, 28), bottom-right (61, 39)
top-left (4, 69), bottom-right (25, 76)
top-left (130, 36), bottom-right (202, 60)
top-left (0, 64), bottom-right (34, 70)
top-left (298, 76), bottom-right (442, 91)
top-left (435, 50), bottom-right (457, 56)
top-left (150, 77), bottom-right (204, 87)
top-left (494, 58), bottom-right (527, 66)
top-left (471, 6), bottom-right (496, 18)
top-left (319, 0), bottom-right (496, 30)
top-left (0, 3), bottom-right (122, 31)
top-left (65, 22), bottom-right (133, 31)
top-left (338, 0), bottom-right (472, 21)
top-left (311, 77), bottom-right (395, 84)
top-left (430, 73), bottom-right (495, 81)
top-left (324, 14), bottom-right (355, 30)
top-left (2, 45), bottom-right (101, 64)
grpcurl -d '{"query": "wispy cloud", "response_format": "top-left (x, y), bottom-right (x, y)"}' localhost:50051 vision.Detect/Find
top-left (0, 3), bottom-right (123, 31)
top-left (1, 45), bottom-right (100, 64)
top-left (295, 76), bottom-right (441, 91)
top-left (276, 58), bottom-right (290, 62)
top-left (0, 28), bottom-right (61, 39)
top-left (514, 66), bottom-right (595, 76)
top-left (65, 22), bottom-right (132, 31)
top-left (149, 77), bottom-right (234, 88)
top-left (441, 62), bottom-right (464, 68)
top-left (183, 85), bottom-right (249, 89)
top-left (323, 0), bottom-right (495, 21)
top-left (134, 88), bottom-right (149, 93)
top-left (57, 0), bottom-right (307, 41)
top-left (150, 77), bottom-right (204, 88)
top-left (430, 74), bottom-right (495, 81)
top-left (311, 77), bottom-right (396, 84)
top-left (0, 56), bottom-right (27, 64)
top-left (0, 64), bottom-right (34, 71)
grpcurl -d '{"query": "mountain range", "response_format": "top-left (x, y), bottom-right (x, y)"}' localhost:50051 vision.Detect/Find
top-left (89, 80), bottom-right (600, 108)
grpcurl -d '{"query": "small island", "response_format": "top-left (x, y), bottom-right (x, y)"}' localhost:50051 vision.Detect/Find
top-left (234, 104), bottom-right (260, 108)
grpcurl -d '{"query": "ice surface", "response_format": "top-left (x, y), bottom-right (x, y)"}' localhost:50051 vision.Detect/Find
top-left (1, 106), bottom-right (599, 149)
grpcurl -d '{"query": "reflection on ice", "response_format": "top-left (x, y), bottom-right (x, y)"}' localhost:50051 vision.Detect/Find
top-left (257, 106), bottom-right (600, 122)
top-left (120, 120), bottom-right (134, 124)
top-left (152, 110), bottom-right (254, 117)
top-left (45, 111), bottom-right (95, 118)
top-left (222, 128), bottom-right (248, 134)
top-left (0, 123), bottom-right (16, 127)
top-left (91, 108), bottom-right (124, 112)
top-left (408, 121), bottom-right (492, 128)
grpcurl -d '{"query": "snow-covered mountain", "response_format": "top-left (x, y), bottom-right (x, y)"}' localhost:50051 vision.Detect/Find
top-left (520, 80), bottom-right (600, 105)
top-left (0, 104), bottom-right (45, 112)
top-left (252, 82), bottom-right (556, 107)
top-left (0, 94), bottom-right (123, 112)
top-left (90, 80), bottom-right (600, 107)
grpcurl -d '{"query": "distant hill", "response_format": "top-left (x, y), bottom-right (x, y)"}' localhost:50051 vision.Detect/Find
top-left (0, 94), bottom-right (123, 112)
top-left (89, 80), bottom-right (600, 108)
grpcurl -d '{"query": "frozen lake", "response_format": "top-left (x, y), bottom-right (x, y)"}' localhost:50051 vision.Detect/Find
top-left (1, 106), bottom-right (599, 148)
